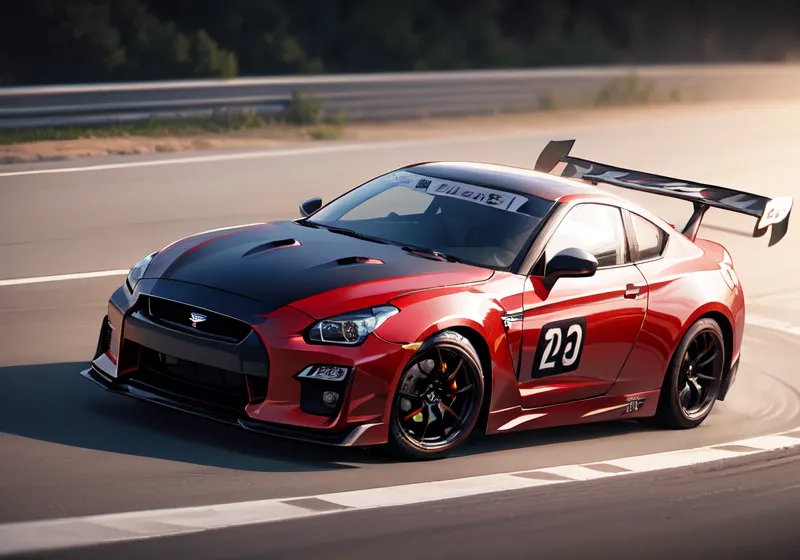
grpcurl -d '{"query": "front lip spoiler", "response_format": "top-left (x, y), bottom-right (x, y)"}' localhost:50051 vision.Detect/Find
top-left (80, 365), bottom-right (378, 447)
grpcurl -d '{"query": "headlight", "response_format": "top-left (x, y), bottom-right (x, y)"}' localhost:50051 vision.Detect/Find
top-left (126, 252), bottom-right (158, 292)
top-left (308, 305), bottom-right (399, 345)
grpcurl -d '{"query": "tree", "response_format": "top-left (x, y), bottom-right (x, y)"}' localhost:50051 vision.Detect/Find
top-left (1, 0), bottom-right (798, 85)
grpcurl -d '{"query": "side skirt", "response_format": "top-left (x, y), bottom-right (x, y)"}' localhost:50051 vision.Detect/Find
top-left (486, 389), bottom-right (661, 434)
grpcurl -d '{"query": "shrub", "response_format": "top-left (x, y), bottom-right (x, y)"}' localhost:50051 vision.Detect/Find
top-left (593, 75), bottom-right (655, 107)
top-left (284, 90), bottom-right (324, 125)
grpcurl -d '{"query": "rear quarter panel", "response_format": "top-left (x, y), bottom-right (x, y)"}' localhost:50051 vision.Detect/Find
top-left (611, 232), bottom-right (744, 395)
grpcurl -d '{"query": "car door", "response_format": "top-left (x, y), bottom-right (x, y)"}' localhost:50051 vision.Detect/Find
top-left (518, 202), bottom-right (648, 409)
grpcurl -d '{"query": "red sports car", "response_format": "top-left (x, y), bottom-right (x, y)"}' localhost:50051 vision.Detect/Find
top-left (82, 140), bottom-right (793, 459)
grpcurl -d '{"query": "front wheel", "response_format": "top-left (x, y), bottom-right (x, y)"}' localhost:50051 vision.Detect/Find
top-left (652, 318), bottom-right (726, 429)
top-left (388, 331), bottom-right (484, 460)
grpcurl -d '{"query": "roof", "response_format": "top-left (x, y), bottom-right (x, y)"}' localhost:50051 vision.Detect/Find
top-left (405, 161), bottom-right (602, 202)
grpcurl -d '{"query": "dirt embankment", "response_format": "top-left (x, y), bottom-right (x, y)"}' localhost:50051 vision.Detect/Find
top-left (0, 101), bottom-right (760, 165)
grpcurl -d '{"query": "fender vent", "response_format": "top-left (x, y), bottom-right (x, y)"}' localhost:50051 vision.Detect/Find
top-left (242, 238), bottom-right (300, 257)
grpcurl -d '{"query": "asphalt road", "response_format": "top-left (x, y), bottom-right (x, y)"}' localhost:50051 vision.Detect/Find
top-left (2, 100), bottom-right (800, 556)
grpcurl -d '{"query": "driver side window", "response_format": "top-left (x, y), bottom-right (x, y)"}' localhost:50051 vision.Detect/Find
top-left (546, 204), bottom-right (628, 268)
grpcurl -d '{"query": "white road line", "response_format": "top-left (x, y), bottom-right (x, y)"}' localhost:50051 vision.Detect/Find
top-left (535, 464), bottom-right (615, 481)
top-left (0, 269), bottom-right (129, 287)
top-left (0, 143), bottom-right (385, 178)
top-left (0, 130), bottom-right (547, 178)
top-left (0, 427), bottom-right (797, 556)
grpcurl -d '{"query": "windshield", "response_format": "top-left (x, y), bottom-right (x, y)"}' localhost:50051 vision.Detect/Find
top-left (307, 170), bottom-right (555, 269)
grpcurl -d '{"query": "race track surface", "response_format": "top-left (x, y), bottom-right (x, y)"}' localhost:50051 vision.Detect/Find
top-left (2, 100), bottom-right (800, 557)
top-left (27, 447), bottom-right (800, 560)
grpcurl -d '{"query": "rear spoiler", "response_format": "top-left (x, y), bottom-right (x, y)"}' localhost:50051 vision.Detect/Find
top-left (534, 139), bottom-right (793, 246)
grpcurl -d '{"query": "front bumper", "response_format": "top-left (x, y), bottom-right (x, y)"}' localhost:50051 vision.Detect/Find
top-left (80, 364), bottom-right (379, 445)
top-left (84, 279), bottom-right (410, 447)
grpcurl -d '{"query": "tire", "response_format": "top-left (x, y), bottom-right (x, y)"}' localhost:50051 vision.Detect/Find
top-left (651, 318), bottom-right (726, 429)
top-left (387, 330), bottom-right (485, 460)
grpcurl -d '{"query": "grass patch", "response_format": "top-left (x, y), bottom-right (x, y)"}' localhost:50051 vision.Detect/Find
top-left (0, 89), bottom-right (350, 146)
top-left (308, 125), bottom-right (344, 140)
top-left (284, 90), bottom-right (324, 125)
top-left (538, 93), bottom-right (559, 111)
top-left (593, 74), bottom-right (656, 107)
top-left (0, 114), bottom-right (276, 146)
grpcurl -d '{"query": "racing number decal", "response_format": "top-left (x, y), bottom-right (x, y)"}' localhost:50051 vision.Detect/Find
top-left (532, 317), bottom-right (587, 378)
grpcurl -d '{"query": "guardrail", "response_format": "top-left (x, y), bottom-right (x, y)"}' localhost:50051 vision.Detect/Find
top-left (2, 64), bottom-right (800, 129)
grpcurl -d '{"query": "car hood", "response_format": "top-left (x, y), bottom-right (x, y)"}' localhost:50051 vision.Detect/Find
top-left (144, 221), bottom-right (494, 317)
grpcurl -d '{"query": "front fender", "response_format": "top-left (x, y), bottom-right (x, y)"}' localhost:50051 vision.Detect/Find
top-left (378, 288), bottom-right (500, 343)
top-left (375, 287), bottom-right (523, 421)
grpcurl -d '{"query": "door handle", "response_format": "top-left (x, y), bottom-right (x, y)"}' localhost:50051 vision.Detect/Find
top-left (624, 283), bottom-right (643, 299)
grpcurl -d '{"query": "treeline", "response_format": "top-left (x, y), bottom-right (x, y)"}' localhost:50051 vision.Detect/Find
top-left (2, 0), bottom-right (799, 85)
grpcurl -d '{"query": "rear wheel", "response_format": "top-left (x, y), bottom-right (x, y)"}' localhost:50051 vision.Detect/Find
top-left (388, 331), bottom-right (484, 460)
top-left (652, 318), bottom-right (726, 429)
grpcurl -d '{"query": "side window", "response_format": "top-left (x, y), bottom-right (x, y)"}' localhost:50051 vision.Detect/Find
top-left (630, 213), bottom-right (667, 261)
top-left (546, 204), bottom-right (627, 268)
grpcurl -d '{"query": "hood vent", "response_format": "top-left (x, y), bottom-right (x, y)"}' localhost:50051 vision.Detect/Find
top-left (335, 256), bottom-right (385, 266)
top-left (242, 238), bottom-right (300, 258)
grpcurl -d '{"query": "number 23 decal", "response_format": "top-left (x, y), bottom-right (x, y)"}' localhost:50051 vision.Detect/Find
top-left (532, 317), bottom-right (587, 378)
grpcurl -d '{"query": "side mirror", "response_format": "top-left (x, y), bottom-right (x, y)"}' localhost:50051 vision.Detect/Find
top-left (299, 197), bottom-right (322, 217)
top-left (543, 247), bottom-right (598, 289)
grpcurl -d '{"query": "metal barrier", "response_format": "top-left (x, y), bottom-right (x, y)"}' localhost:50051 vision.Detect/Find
top-left (2, 64), bottom-right (800, 129)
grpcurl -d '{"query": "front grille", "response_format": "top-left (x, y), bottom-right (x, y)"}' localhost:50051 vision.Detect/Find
top-left (132, 348), bottom-right (250, 411)
top-left (143, 296), bottom-right (252, 343)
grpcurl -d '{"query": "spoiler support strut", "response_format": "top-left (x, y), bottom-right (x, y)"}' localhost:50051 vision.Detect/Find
top-left (682, 202), bottom-right (710, 242)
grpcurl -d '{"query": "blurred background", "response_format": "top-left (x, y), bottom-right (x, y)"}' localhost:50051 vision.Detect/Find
top-left (3, 0), bottom-right (800, 153)
top-left (2, 0), bottom-right (800, 85)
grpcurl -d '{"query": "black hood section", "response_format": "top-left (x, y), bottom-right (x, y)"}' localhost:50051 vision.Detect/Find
top-left (151, 221), bottom-right (489, 312)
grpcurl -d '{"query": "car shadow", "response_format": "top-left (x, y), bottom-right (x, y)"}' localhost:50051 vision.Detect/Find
top-left (0, 362), bottom-right (654, 472)
top-left (0, 362), bottom-right (378, 472)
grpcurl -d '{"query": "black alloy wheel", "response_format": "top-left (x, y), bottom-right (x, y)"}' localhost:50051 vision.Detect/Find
top-left (388, 330), bottom-right (484, 459)
top-left (677, 329), bottom-right (724, 419)
top-left (652, 318), bottom-right (726, 429)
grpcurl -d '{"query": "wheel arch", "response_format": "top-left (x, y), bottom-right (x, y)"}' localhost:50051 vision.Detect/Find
top-left (694, 310), bottom-right (734, 400)
top-left (683, 303), bottom-right (734, 363)
top-left (650, 309), bottom-right (732, 428)
top-left (378, 290), bottom-right (524, 430)
top-left (447, 325), bottom-right (494, 428)
top-left (386, 326), bottom-right (492, 459)
top-left (655, 306), bottom-right (734, 401)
